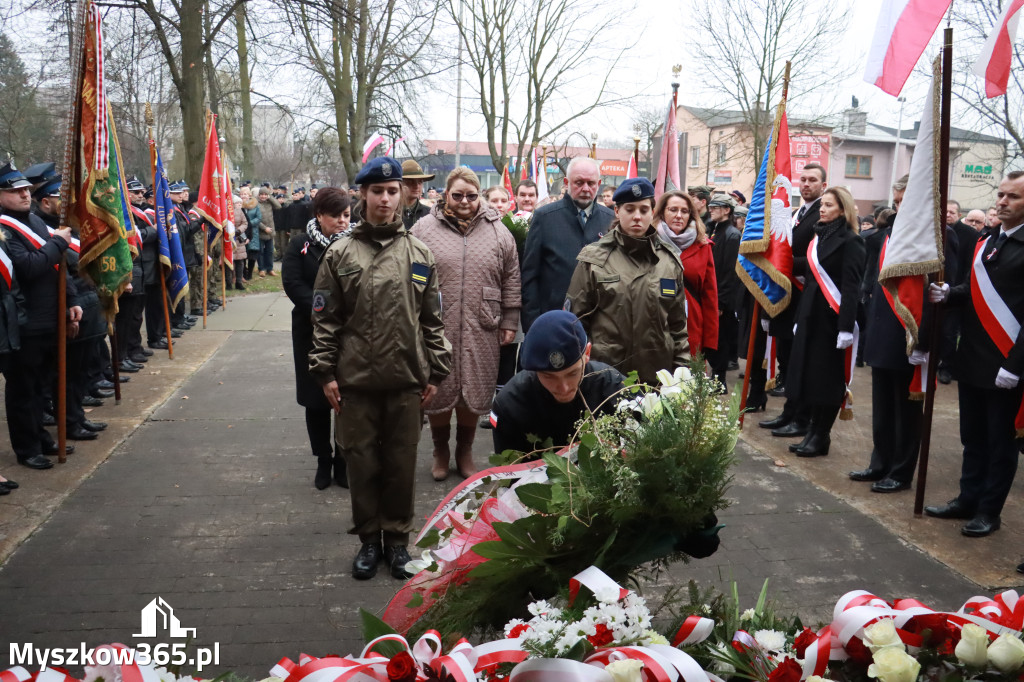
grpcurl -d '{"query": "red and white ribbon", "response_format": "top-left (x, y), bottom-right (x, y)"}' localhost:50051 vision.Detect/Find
top-left (568, 566), bottom-right (630, 606)
top-left (510, 658), bottom-right (612, 682)
top-left (671, 616), bottom-right (715, 647)
top-left (970, 236), bottom-right (1020, 356)
top-left (0, 667), bottom-right (31, 682)
top-left (0, 216), bottom-right (47, 248)
top-left (807, 236), bottom-right (858, 413)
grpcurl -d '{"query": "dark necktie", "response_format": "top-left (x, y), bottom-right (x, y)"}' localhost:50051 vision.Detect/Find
top-left (578, 208), bottom-right (588, 229)
top-left (797, 205), bottom-right (807, 222)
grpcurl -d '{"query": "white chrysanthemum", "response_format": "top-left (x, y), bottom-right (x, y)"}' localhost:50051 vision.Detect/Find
top-left (555, 631), bottom-right (584, 653)
top-left (528, 599), bottom-right (557, 617)
top-left (741, 608), bottom-right (756, 621)
top-left (754, 629), bottom-right (788, 652)
top-left (594, 586), bottom-right (622, 603)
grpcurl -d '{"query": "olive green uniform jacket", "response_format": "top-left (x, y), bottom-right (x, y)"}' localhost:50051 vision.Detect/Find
top-left (565, 227), bottom-right (689, 385)
top-left (308, 218), bottom-right (452, 391)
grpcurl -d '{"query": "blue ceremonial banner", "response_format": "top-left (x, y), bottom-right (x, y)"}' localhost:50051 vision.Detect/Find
top-left (153, 147), bottom-right (190, 308)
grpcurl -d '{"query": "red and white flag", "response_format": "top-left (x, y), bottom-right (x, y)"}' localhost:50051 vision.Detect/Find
top-left (654, 91), bottom-right (680, 197)
top-left (864, 0), bottom-right (952, 96)
top-left (973, 0), bottom-right (1024, 98)
top-left (362, 132), bottom-right (385, 163)
top-left (877, 57), bottom-right (944, 354)
top-left (625, 154), bottom-right (637, 180)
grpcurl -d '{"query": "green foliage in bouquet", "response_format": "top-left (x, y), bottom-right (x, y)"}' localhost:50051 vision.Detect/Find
top-left (410, 364), bottom-right (739, 640)
top-left (501, 213), bottom-right (529, 258)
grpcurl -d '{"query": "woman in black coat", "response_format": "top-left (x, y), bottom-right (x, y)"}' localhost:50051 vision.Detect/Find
top-left (785, 187), bottom-right (866, 457)
top-left (282, 188), bottom-right (351, 490)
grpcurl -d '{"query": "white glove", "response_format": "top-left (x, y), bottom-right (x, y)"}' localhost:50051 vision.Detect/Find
top-left (836, 331), bottom-right (854, 349)
top-left (792, 324), bottom-right (798, 336)
top-left (929, 282), bottom-right (950, 303)
top-left (995, 367), bottom-right (1020, 390)
top-left (761, 319), bottom-right (769, 333)
top-left (909, 350), bottom-right (928, 366)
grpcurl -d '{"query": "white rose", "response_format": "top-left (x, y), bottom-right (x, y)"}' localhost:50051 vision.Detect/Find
top-left (806, 676), bottom-right (828, 682)
top-left (867, 647), bottom-right (921, 682)
top-left (642, 630), bottom-right (669, 646)
top-left (864, 620), bottom-right (904, 653)
top-left (955, 623), bottom-right (990, 667)
top-left (740, 608), bottom-right (756, 621)
top-left (605, 659), bottom-right (644, 682)
top-left (987, 634), bottom-right (1024, 672)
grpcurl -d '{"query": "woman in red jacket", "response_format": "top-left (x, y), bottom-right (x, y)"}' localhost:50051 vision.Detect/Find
top-left (653, 190), bottom-right (719, 358)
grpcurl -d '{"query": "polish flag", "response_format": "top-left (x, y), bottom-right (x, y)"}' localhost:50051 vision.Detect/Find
top-left (972, 0), bottom-right (1024, 98)
top-left (383, 136), bottom-right (406, 156)
top-left (361, 133), bottom-right (385, 163)
top-left (864, 0), bottom-right (952, 96)
top-left (625, 153), bottom-right (637, 179)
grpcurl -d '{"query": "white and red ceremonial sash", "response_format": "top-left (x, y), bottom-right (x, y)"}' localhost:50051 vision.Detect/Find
top-left (132, 204), bottom-right (154, 227)
top-left (878, 236), bottom-right (931, 398)
top-left (0, 246), bottom-right (12, 289)
top-left (969, 236), bottom-right (1024, 435)
top-left (808, 236), bottom-right (858, 416)
top-left (0, 215), bottom-right (46, 249)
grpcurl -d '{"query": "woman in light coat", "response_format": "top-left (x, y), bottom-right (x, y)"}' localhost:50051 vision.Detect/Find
top-left (412, 168), bottom-right (521, 480)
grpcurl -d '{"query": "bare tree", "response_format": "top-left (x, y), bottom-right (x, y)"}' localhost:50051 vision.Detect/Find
top-left (949, 0), bottom-right (1022, 178)
top-left (449, 0), bottom-right (631, 175)
top-left (688, 0), bottom-right (853, 173)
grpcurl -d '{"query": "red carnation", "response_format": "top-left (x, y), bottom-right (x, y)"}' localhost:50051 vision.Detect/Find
top-left (767, 657), bottom-right (802, 682)
top-left (387, 651), bottom-right (418, 682)
top-left (508, 623), bottom-right (530, 639)
top-left (793, 628), bottom-right (818, 658)
top-left (587, 623), bottom-right (615, 647)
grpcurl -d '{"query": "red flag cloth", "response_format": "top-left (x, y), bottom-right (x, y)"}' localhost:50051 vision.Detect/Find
top-left (654, 91), bottom-right (680, 197)
top-left (502, 164), bottom-right (515, 211)
top-left (220, 148), bottom-right (234, 267)
top-left (864, 0), bottom-right (952, 96)
top-left (194, 117), bottom-right (226, 231)
top-left (625, 154), bottom-right (637, 179)
top-left (972, 0), bottom-right (1024, 98)
top-left (520, 154), bottom-right (529, 182)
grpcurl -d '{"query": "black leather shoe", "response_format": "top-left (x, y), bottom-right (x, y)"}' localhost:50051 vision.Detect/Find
top-left (0, 478), bottom-right (19, 489)
top-left (149, 339), bottom-right (169, 350)
top-left (91, 388), bottom-right (114, 399)
top-left (938, 368), bottom-right (953, 385)
top-left (795, 433), bottom-right (830, 457)
top-left (173, 324), bottom-right (191, 332)
top-left (139, 347), bottom-right (155, 356)
top-left (95, 379), bottom-right (115, 390)
top-left (0, 486), bottom-right (9, 495)
top-left (924, 498), bottom-right (975, 519)
top-left (118, 375), bottom-right (130, 383)
top-left (42, 412), bottom-right (56, 426)
top-left (1017, 561), bottom-right (1024, 575)
top-left (758, 414), bottom-right (791, 430)
top-left (82, 420), bottom-right (107, 432)
top-left (773, 421), bottom-right (808, 438)
top-left (768, 384), bottom-right (787, 397)
top-left (745, 395), bottom-right (767, 412)
top-left (118, 361), bottom-right (140, 373)
top-left (352, 542), bottom-right (383, 580)
top-left (849, 468), bottom-right (885, 482)
top-left (43, 443), bottom-right (74, 456)
top-left (169, 329), bottom-right (183, 338)
top-left (82, 396), bottom-right (105, 407)
top-left (129, 354), bottom-right (149, 364)
top-left (384, 545), bottom-right (415, 580)
top-left (185, 315), bottom-right (197, 323)
top-left (18, 454), bottom-right (53, 470)
top-left (68, 427), bottom-right (98, 441)
top-left (789, 430), bottom-right (813, 453)
top-left (727, 360), bottom-right (740, 371)
top-left (872, 478), bottom-right (911, 493)
top-left (962, 514), bottom-right (1000, 537)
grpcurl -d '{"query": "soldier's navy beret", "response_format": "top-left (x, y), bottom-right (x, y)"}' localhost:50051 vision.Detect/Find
top-left (0, 162), bottom-right (31, 190)
top-left (354, 157), bottom-right (403, 186)
top-left (612, 177), bottom-right (655, 205)
top-left (521, 310), bottom-right (589, 372)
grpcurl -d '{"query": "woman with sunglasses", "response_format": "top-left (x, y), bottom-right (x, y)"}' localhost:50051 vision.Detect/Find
top-left (412, 167), bottom-right (521, 481)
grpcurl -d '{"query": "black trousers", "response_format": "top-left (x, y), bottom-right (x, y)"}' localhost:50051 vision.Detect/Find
top-left (144, 286), bottom-right (166, 344)
top-left (115, 294), bottom-right (145, 360)
top-left (65, 340), bottom-right (89, 429)
top-left (708, 308), bottom-right (738, 390)
top-left (6, 337), bottom-right (57, 459)
top-left (496, 343), bottom-right (520, 392)
top-left (867, 366), bottom-right (923, 483)
top-left (957, 381), bottom-right (1024, 516)
top-left (304, 407), bottom-right (335, 459)
top-left (776, 334), bottom-right (812, 424)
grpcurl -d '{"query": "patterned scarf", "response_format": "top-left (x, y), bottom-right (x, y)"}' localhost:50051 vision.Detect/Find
top-left (657, 220), bottom-right (698, 251)
top-left (814, 216), bottom-right (847, 243)
top-left (305, 217), bottom-right (344, 250)
top-left (441, 201), bottom-right (474, 233)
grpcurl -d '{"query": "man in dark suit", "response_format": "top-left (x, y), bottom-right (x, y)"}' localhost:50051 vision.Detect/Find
top-left (927, 171), bottom-right (1024, 538)
top-left (521, 158), bottom-right (612, 331)
top-left (937, 199), bottom-right (979, 384)
top-left (705, 195), bottom-right (741, 392)
top-left (759, 162), bottom-right (826, 436)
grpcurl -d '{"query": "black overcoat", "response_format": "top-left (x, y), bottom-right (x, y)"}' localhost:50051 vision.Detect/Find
top-left (282, 231), bottom-right (330, 408)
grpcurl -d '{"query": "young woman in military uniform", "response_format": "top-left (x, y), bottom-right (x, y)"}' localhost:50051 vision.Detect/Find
top-left (308, 157), bottom-right (452, 582)
top-left (564, 177), bottom-right (688, 385)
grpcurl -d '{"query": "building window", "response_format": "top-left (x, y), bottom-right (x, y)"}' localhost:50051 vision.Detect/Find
top-left (716, 142), bottom-right (727, 165)
top-left (690, 146), bottom-right (700, 167)
top-left (845, 155), bottom-right (872, 178)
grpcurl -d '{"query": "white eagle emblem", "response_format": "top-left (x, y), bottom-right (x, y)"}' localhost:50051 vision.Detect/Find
top-left (769, 174), bottom-right (794, 246)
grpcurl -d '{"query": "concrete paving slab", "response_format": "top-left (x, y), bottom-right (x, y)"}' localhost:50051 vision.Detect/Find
top-left (0, 330), bottom-right (995, 677)
top-left (199, 292), bottom-right (292, 332)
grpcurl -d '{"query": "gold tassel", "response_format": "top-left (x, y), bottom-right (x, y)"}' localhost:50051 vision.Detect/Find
top-left (909, 392), bottom-right (925, 401)
top-left (840, 407), bottom-right (854, 421)
top-left (766, 378), bottom-right (776, 391)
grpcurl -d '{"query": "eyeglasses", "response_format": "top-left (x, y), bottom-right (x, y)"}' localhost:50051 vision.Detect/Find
top-left (449, 192), bottom-right (479, 203)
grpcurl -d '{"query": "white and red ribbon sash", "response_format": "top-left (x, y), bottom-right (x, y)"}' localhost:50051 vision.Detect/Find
top-left (0, 216), bottom-right (46, 249)
top-left (569, 566), bottom-right (630, 606)
top-left (46, 227), bottom-right (80, 254)
top-left (970, 236), bottom-right (1020, 357)
top-left (131, 205), bottom-right (154, 227)
top-left (0, 667), bottom-right (31, 682)
top-left (0, 246), bottom-right (12, 289)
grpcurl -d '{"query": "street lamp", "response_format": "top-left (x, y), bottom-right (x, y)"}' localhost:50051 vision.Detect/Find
top-left (887, 96), bottom-right (906, 207)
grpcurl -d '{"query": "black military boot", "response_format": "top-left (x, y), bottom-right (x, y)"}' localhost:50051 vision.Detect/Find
top-left (314, 455), bottom-right (332, 490)
top-left (333, 452), bottom-right (348, 489)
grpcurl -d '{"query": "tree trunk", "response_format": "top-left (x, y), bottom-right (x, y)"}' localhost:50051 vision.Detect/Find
top-left (204, 0), bottom-right (220, 117)
top-left (179, 0), bottom-right (206, 183)
top-left (235, 3), bottom-right (254, 179)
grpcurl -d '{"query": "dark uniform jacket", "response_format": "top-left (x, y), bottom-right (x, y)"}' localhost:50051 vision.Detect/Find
top-left (491, 360), bottom-right (625, 455)
top-left (173, 204), bottom-right (199, 268)
top-left (402, 199), bottom-right (431, 230)
top-left (786, 221), bottom-right (866, 406)
top-left (949, 225), bottom-right (1024, 387)
top-left (950, 219), bottom-right (979, 286)
top-left (0, 238), bottom-right (24, 355)
top-left (769, 199), bottom-right (820, 337)
top-left (521, 194), bottom-right (613, 331)
top-left (283, 230), bottom-right (331, 409)
top-left (566, 227), bottom-right (689, 384)
top-left (309, 217), bottom-right (452, 391)
top-left (0, 209), bottom-right (79, 337)
top-left (705, 219), bottom-right (741, 312)
top-left (34, 209), bottom-right (105, 343)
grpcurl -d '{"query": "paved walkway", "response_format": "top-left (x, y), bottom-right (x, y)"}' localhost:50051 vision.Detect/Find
top-left (0, 293), bottom-right (1017, 677)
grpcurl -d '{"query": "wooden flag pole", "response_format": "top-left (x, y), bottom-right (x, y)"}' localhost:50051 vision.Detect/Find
top-left (109, 328), bottom-right (121, 404)
top-left (220, 256), bottom-right (226, 306)
top-left (913, 31), bottom-right (953, 517)
top-left (738, 301), bottom-right (762, 428)
top-left (146, 103), bottom-right (174, 359)
top-left (202, 226), bottom-right (208, 328)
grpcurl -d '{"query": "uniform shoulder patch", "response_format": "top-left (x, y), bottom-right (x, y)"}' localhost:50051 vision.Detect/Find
top-left (411, 261), bottom-right (430, 285)
top-left (312, 290), bottom-right (328, 312)
top-left (660, 278), bottom-right (678, 298)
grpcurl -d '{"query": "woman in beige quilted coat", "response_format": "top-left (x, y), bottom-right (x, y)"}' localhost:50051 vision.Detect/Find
top-left (412, 168), bottom-right (521, 480)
